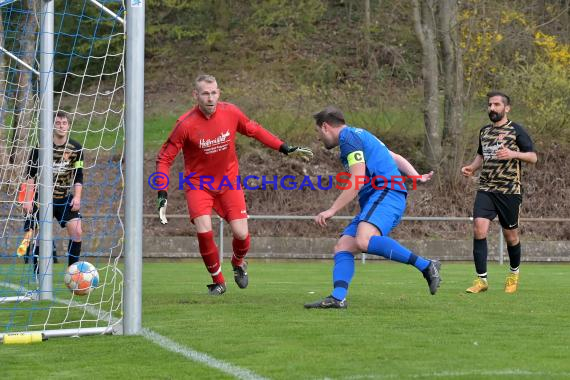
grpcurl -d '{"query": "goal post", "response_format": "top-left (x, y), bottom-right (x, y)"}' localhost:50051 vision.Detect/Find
top-left (39, 0), bottom-right (55, 302)
top-left (0, 0), bottom-right (143, 339)
top-left (124, 0), bottom-right (144, 336)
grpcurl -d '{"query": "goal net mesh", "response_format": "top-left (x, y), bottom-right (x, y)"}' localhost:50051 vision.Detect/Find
top-left (0, 0), bottom-right (125, 335)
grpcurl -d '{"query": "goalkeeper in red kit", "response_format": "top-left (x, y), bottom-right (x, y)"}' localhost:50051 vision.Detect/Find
top-left (155, 74), bottom-right (313, 295)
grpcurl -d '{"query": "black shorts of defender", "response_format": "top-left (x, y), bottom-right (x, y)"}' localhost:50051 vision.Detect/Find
top-left (473, 191), bottom-right (522, 230)
top-left (24, 194), bottom-right (82, 231)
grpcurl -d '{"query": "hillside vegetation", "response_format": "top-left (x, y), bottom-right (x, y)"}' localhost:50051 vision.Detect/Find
top-left (142, 1), bottom-right (570, 240)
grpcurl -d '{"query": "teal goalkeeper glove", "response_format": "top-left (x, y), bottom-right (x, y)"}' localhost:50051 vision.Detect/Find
top-left (279, 143), bottom-right (314, 160)
top-left (157, 190), bottom-right (168, 225)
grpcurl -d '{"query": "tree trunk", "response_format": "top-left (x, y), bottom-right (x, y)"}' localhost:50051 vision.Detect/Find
top-left (9, 0), bottom-right (38, 165)
top-left (439, 0), bottom-right (465, 185)
top-left (0, 11), bottom-right (5, 128)
top-left (364, 0), bottom-right (378, 73)
top-left (561, 0), bottom-right (570, 43)
top-left (412, 0), bottom-right (441, 170)
top-left (0, 11), bottom-right (6, 168)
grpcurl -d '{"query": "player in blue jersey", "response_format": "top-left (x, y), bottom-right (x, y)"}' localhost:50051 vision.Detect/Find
top-left (304, 106), bottom-right (441, 309)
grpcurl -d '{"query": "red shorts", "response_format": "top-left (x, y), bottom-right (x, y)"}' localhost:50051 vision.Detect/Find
top-left (185, 188), bottom-right (248, 222)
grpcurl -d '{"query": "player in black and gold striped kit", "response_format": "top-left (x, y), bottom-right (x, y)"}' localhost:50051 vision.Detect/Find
top-left (461, 92), bottom-right (537, 294)
top-left (21, 111), bottom-right (84, 273)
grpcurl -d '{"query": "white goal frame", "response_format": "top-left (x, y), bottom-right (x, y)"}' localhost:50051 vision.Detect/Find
top-left (0, 0), bottom-right (143, 340)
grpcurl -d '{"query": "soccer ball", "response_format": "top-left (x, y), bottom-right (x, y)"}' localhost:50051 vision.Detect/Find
top-left (64, 261), bottom-right (99, 295)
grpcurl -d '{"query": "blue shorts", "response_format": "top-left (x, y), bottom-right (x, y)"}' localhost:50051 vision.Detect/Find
top-left (342, 189), bottom-right (406, 237)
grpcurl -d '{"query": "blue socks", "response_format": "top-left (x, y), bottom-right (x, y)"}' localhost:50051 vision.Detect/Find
top-left (367, 236), bottom-right (430, 272)
top-left (329, 238), bottom-right (430, 301)
top-left (331, 251), bottom-right (354, 301)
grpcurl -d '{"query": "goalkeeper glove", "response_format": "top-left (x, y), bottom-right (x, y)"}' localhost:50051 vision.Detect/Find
top-left (157, 190), bottom-right (168, 225)
top-left (279, 143), bottom-right (314, 160)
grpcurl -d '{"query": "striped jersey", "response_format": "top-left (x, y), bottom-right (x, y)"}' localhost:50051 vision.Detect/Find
top-left (477, 120), bottom-right (533, 194)
top-left (26, 139), bottom-right (84, 198)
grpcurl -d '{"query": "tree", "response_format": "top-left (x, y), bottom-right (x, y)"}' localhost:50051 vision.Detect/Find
top-left (363, 0), bottom-right (378, 71)
top-left (8, 0), bottom-right (38, 165)
top-left (439, 0), bottom-right (465, 184)
top-left (0, 10), bottom-right (5, 130)
top-left (412, 0), bottom-right (441, 170)
top-left (412, 0), bottom-right (465, 182)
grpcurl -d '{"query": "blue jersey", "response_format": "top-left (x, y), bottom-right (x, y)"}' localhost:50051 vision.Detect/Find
top-left (339, 126), bottom-right (406, 201)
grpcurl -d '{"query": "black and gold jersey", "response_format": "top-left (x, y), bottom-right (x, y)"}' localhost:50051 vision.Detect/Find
top-left (26, 139), bottom-right (84, 199)
top-left (477, 120), bottom-right (533, 194)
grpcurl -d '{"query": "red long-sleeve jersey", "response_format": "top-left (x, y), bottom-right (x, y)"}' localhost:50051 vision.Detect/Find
top-left (156, 102), bottom-right (283, 191)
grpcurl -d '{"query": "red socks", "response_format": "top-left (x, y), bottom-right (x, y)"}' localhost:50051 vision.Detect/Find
top-left (197, 232), bottom-right (250, 282)
top-left (231, 234), bottom-right (250, 267)
top-left (197, 231), bottom-right (224, 284)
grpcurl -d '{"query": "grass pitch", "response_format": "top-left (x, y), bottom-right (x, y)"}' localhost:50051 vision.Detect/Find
top-left (3, 261), bottom-right (570, 379)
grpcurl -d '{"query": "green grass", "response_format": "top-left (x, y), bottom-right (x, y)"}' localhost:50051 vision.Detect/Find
top-left (0, 98), bottom-right (511, 154)
top-left (145, 113), bottom-right (180, 150)
top-left (63, 112), bottom-right (177, 151)
top-left (3, 261), bottom-right (570, 379)
top-left (140, 103), bottom-right (490, 154)
top-left (0, 262), bottom-right (121, 333)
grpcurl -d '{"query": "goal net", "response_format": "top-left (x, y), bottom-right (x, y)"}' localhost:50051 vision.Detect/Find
top-left (0, 0), bottom-right (126, 338)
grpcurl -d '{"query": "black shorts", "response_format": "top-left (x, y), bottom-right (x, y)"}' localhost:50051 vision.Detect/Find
top-left (24, 194), bottom-right (82, 230)
top-left (473, 191), bottom-right (522, 230)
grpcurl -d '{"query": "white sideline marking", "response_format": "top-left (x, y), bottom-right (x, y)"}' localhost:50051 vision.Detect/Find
top-left (340, 369), bottom-right (570, 379)
top-left (141, 328), bottom-right (268, 380)
top-left (3, 281), bottom-right (566, 379)
top-left (2, 281), bottom-right (266, 379)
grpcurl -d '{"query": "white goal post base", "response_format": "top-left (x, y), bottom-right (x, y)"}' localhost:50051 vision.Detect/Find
top-left (0, 295), bottom-right (35, 303)
top-left (0, 325), bottom-right (120, 343)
